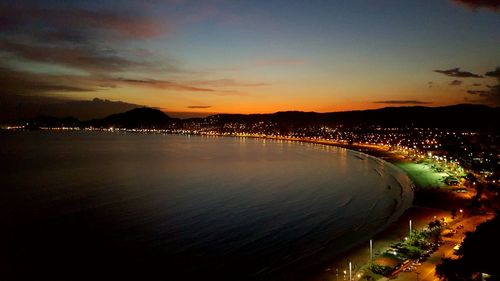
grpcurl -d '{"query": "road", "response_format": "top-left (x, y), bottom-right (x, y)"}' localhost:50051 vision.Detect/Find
top-left (391, 213), bottom-right (493, 281)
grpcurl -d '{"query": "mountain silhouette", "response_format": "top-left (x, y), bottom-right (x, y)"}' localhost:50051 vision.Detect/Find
top-left (4, 104), bottom-right (499, 130)
top-left (86, 107), bottom-right (177, 129)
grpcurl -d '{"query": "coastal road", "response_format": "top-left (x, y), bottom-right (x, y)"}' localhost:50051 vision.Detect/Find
top-left (392, 214), bottom-right (493, 281)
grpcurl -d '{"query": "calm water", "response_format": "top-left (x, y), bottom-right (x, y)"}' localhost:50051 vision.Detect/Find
top-left (0, 131), bottom-right (413, 281)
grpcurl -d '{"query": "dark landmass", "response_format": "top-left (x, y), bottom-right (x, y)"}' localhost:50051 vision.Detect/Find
top-left (2, 103), bottom-right (498, 281)
top-left (0, 97), bottom-right (146, 121)
top-left (3, 104), bottom-right (498, 174)
top-left (85, 107), bottom-right (178, 129)
top-left (19, 115), bottom-right (82, 129)
top-left (2, 107), bottom-right (177, 129)
top-left (207, 104), bottom-right (499, 129)
top-left (436, 215), bottom-right (500, 280)
top-left (3, 104), bottom-right (499, 130)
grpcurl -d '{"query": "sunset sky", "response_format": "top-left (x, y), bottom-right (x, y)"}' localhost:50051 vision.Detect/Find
top-left (1, 0), bottom-right (499, 120)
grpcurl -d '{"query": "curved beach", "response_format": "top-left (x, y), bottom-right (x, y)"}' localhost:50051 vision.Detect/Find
top-left (1, 131), bottom-right (417, 281)
top-left (252, 139), bottom-right (416, 280)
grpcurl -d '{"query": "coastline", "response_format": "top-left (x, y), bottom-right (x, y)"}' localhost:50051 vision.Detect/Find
top-left (4, 130), bottom-right (479, 280)
top-left (222, 134), bottom-right (469, 281)
top-left (283, 139), bottom-right (419, 280)
top-left (107, 131), bottom-right (469, 280)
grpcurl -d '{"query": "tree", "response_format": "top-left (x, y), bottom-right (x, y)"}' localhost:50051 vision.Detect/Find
top-left (370, 264), bottom-right (392, 276)
top-left (428, 227), bottom-right (442, 243)
top-left (362, 275), bottom-right (375, 281)
top-left (428, 219), bottom-right (442, 229)
top-left (407, 230), bottom-right (431, 249)
top-left (403, 245), bottom-right (424, 259)
top-left (435, 216), bottom-right (500, 280)
top-left (451, 208), bottom-right (457, 219)
top-left (435, 258), bottom-right (476, 281)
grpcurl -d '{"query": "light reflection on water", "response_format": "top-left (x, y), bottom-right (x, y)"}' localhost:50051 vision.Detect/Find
top-left (0, 131), bottom-right (412, 281)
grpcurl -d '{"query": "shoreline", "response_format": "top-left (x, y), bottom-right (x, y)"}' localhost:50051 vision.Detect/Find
top-left (220, 134), bottom-right (469, 281)
top-left (199, 133), bottom-right (423, 280)
top-left (279, 139), bottom-right (419, 280)
top-left (252, 137), bottom-right (475, 281)
top-left (4, 130), bottom-right (479, 280)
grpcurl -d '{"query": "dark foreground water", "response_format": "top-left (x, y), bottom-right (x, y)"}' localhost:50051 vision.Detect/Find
top-left (0, 131), bottom-right (413, 281)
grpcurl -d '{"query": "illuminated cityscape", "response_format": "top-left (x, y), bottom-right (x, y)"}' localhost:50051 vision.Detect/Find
top-left (1, 0), bottom-right (499, 281)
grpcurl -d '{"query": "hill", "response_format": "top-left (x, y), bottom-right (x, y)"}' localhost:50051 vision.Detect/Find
top-left (85, 107), bottom-right (176, 129)
top-left (207, 104), bottom-right (499, 129)
top-left (3, 104), bottom-right (498, 130)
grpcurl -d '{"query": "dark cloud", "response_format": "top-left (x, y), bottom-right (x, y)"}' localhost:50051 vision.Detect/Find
top-left (0, 67), bottom-right (97, 96)
top-left (467, 90), bottom-right (488, 96)
top-left (485, 67), bottom-right (500, 79)
top-left (449, 80), bottom-right (463, 86)
top-left (0, 68), bottom-right (219, 96)
top-left (56, 98), bottom-right (147, 120)
top-left (111, 78), bottom-right (250, 96)
top-left (434, 68), bottom-right (483, 78)
top-left (472, 83), bottom-right (482, 86)
top-left (187, 105), bottom-right (212, 109)
top-left (0, 1), bottom-right (259, 121)
top-left (0, 67), bottom-right (146, 120)
top-left (373, 100), bottom-right (433, 105)
top-left (0, 40), bottom-right (144, 73)
top-left (0, 2), bottom-right (264, 115)
top-left (0, 96), bottom-right (145, 121)
top-left (451, 0), bottom-right (500, 11)
top-left (190, 79), bottom-right (270, 87)
top-left (166, 111), bottom-right (216, 119)
top-left (114, 78), bottom-right (214, 92)
top-left (24, 84), bottom-right (95, 93)
top-left (466, 83), bottom-right (500, 106)
top-left (0, 1), bottom-right (173, 80)
top-left (467, 67), bottom-right (500, 106)
top-left (0, 3), bottom-right (167, 40)
top-left (0, 2), bottom-right (255, 101)
top-left (0, 65), bottom-right (247, 116)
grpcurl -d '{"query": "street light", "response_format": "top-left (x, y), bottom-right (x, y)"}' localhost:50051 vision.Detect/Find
top-left (369, 239), bottom-right (373, 264)
top-left (349, 261), bottom-right (352, 281)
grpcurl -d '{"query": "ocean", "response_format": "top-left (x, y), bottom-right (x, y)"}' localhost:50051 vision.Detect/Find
top-left (0, 131), bottom-right (413, 280)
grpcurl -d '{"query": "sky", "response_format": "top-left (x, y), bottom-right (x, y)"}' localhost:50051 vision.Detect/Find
top-left (0, 0), bottom-right (499, 120)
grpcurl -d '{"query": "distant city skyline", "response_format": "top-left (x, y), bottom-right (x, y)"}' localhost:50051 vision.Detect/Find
top-left (1, 0), bottom-right (499, 120)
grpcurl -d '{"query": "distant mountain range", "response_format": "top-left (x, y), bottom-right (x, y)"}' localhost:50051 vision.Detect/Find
top-left (209, 104), bottom-right (499, 129)
top-left (3, 104), bottom-right (499, 130)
